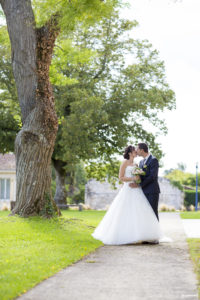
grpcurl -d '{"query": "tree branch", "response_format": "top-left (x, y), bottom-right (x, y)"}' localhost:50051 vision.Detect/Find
top-left (93, 18), bottom-right (111, 79)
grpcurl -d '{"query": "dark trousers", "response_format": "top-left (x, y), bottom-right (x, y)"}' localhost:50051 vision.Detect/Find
top-left (144, 193), bottom-right (159, 221)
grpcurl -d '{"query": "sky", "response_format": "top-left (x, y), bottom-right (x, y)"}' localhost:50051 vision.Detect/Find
top-left (122, 0), bottom-right (200, 174)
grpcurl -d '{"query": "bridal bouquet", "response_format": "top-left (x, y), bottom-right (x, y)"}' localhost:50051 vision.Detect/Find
top-left (131, 167), bottom-right (146, 184)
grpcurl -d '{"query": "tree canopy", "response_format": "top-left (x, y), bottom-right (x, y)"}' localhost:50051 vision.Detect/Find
top-left (0, 4), bottom-right (176, 188)
top-left (50, 9), bottom-right (175, 183)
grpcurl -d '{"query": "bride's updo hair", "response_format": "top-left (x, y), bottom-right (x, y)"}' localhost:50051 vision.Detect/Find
top-left (123, 145), bottom-right (135, 160)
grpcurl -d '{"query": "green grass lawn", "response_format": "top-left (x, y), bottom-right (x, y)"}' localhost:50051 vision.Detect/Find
top-left (0, 209), bottom-right (106, 300)
top-left (180, 211), bottom-right (200, 296)
top-left (187, 239), bottom-right (200, 297)
top-left (180, 211), bottom-right (200, 219)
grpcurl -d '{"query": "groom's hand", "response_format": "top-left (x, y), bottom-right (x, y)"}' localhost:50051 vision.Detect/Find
top-left (129, 183), bottom-right (138, 188)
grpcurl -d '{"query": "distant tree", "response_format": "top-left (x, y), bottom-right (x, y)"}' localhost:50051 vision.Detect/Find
top-left (163, 168), bottom-right (174, 176)
top-left (177, 162), bottom-right (187, 172)
top-left (165, 169), bottom-right (200, 189)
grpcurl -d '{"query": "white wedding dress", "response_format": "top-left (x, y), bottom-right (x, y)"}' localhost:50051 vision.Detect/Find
top-left (92, 165), bottom-right (171, 245)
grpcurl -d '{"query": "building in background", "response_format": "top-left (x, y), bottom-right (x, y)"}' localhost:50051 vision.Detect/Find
top-left (85, 177), bottom-right (184, 210)
top-left (0, 153), bottom-right (16, 209)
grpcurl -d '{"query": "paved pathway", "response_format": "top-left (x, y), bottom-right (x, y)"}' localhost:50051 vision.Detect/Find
top-left (19, 213), bottom-right (199, 300)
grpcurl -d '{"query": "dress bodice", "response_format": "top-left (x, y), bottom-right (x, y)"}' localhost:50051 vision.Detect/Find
top-left (125, 165), bottom-right (136, 178)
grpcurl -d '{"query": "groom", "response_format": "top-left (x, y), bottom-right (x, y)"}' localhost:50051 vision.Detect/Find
top-left (129, 143), bottom-right (160, 221)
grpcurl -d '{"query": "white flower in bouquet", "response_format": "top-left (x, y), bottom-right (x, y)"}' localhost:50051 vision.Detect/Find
top-left (131, 167), bottom-right (146, 184)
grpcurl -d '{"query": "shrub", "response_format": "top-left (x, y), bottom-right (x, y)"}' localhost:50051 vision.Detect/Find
top-left (1, 203), bottom-right (10, 211)
top-left (184, 190), bottom-right (200, 208)
top-left (159, 203), bottom-right (176, 212)
top-left (180, 205), bottom-right (187, 211)
top-left (159, 203), bottom-right (169, 211)
top-left (80, 203), bottom-right (92, 210)
top-left (189, 204), bottom-right (195, 211)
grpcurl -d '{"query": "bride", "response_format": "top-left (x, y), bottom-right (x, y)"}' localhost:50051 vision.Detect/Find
top-left (92, 145), bottom-right (170, 245)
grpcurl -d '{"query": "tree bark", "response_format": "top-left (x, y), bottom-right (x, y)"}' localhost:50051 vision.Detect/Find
top-left (66, 171), bottom-right (76, 198)
top-left (1, 0), bottom-right (60, 217)
top-left (52, 159), bottom-right (67, 206)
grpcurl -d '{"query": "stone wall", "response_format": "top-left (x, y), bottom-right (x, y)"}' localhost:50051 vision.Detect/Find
top-left (85, 177), bottom-right (184, 210)
top-left (158, 177), bottom-right (184, 209)
top-left (84, 179), bottom-right (121, 210)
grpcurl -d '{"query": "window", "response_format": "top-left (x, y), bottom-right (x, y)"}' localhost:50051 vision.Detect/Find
top-left (0, 179), bottom-right (10, 200)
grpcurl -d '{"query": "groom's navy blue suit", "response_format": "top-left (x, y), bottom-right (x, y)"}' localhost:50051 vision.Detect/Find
top-left (139, 154), bottom-right (160, 221)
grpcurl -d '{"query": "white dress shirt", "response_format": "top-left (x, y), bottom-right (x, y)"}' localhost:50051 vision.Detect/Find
top-left (143, 153), bottom-right (151, 165)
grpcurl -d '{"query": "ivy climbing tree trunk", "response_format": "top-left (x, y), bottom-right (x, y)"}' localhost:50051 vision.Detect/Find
top-left (0, 0), bottom-right (60, 217)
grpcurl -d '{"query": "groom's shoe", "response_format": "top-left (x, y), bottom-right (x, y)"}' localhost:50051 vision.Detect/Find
top-left (150, 240), bottom-right (159, 244)
top-left (142, 240), bottom-right (159, 245)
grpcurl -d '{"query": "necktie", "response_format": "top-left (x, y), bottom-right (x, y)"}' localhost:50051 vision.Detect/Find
top-left (143, 159), bottom-right (146, 167)
top-left (143, 157), bottom-right (148, 166)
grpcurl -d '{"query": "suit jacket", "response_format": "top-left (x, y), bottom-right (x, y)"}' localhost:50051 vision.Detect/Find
top-left (139, 154), bottom-right (160, 194)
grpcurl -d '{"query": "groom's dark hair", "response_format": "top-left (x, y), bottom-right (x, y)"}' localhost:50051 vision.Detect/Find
top-left (138, 143), bottom-right (148, 153)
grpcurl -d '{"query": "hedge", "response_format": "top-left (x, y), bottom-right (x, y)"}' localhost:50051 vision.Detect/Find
top-left (184, 190), bottom-right (200, 207)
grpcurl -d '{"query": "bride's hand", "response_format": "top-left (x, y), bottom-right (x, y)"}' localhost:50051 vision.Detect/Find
top-left (129, 182), bottom-right (138, 188)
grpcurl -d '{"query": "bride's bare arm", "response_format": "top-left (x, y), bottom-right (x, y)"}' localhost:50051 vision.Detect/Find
top-left (119, 161), bottom-right (134, 182)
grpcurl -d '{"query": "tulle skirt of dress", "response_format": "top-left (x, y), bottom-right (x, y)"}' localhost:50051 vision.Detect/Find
top-left (92, 183), bottom-right (170, 245)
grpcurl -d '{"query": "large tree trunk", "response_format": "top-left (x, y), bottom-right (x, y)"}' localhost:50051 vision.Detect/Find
top-left (52, 159), bottom-right (67, 206)
top-left (66, 170), bottom-right (76, 198)
top-left (1, 0), bottom-right (60, 217)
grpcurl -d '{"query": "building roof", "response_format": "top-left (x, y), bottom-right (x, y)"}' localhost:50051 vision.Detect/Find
top-left (0, 153), bottom-right (16, 170)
